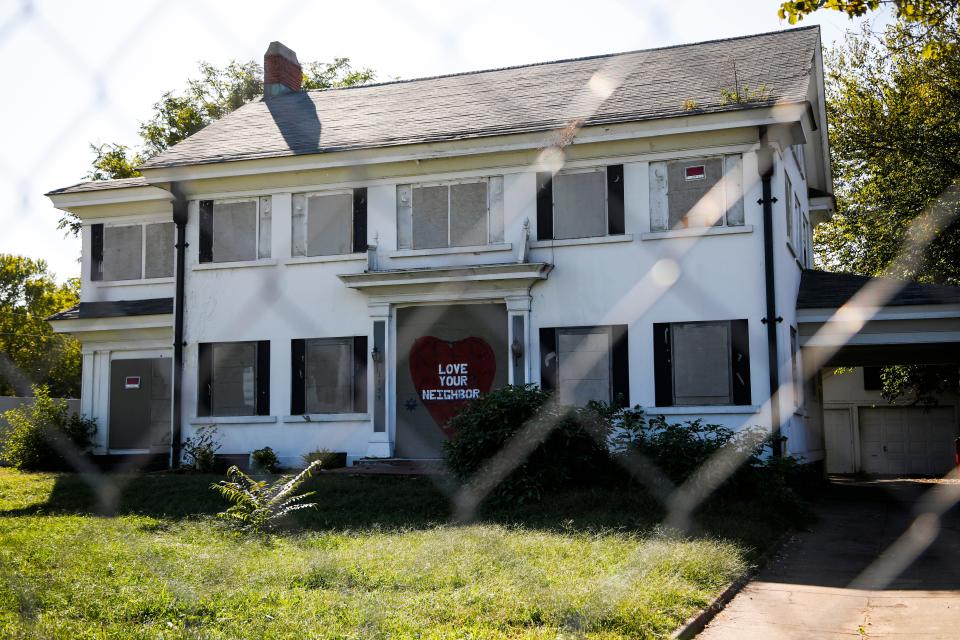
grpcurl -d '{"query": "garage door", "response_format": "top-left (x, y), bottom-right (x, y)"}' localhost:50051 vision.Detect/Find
top-left (859, 406), bottom-right (957, 475)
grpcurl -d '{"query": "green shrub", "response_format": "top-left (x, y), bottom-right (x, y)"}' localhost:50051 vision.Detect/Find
top-left (182, 426), bottom-right (221, 472)
top-left (442, 385), bottom-right (613, 503)
top-left (250, 446), bottom-right (279, 473)
top-left (613, 409), bottom-right (812, 514)
top-left (1, 384), bottom-right (95, 471)
top-left (301, 448), bottom-right (346, 470)
top-left (211, 460), bottom-right (321, 532)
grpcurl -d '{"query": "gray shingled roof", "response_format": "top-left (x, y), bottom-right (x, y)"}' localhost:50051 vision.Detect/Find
top-left (797, 270), bottom-right (960, 309)
top-left (48, 298), bottom-right (174, 321)
top-left (141, 26), bottom-right (820, 170)
top-left (45, 177), bottom-right (149, 196)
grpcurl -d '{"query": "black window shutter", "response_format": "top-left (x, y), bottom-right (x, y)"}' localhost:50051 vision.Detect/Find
top-left (256, 340), bottom-right (270, 416)
top-left (653, 323), bottom-right (673, 407)
top-left (290, 339), bottom-right (305, 415)
top-left (607, 165), bottom-right (625, 235)
top-left (538, 327), bottom-right (558, 392)
top-left (730, 319), bottom-right (751, 405)
top-left (199, 200), bottom-right (214, 263)
top-left (197, 343), bottom-right (212, 417)
top-left (353, 335), bottom-right (368, 413)
top-left (90, 223), bottom-right (104, 281)
top-left (535, 172), bottom-right (553, 241)
top-left (611, 324), bottom-right (630, 407)
top-left (352, 188), bottom-right (368, 253)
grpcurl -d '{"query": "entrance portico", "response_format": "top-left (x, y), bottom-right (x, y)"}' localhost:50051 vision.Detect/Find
top-left (339, 262), bottom-right (552, 458)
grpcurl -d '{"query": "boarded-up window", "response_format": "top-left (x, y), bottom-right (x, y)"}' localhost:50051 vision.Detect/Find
top-left (144, 222), bottom-right (174, 278)
top-left (397, 178), bottom-right (503, 250)
top-left (450, 181), bottom-right (489, 246)
top-left (292, 336), bottom-right (367, 414)
top-left (212, 198), bottom-right (270, 263)
top-left (305, 338), bottom-right (354, 413)
top-left (672, 321), bottom-right (732, 405)
top-left (102, 225), bottom-right (142, 281)
top-left (557, 327), bottom-right (612, 405)
top-left (649, 154), bottom-right (744, 231)
top-left (553, 169), bottom-right (607, 240)
top-left (292, 192), bottom-right (353, 256)
top-left (210, 342), bottom-right (257, 416)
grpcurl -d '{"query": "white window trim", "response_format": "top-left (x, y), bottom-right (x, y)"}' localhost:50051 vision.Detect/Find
top-left (397, 177), bottom-right (502, 250)
top-left (212, 196), bottom-right (271, 262)
top-left (649, 154), bottom-right (744, 232)
top-left (190, 416), bottom-right (277, 425)
top-left (98, 220), bottom-right (175, 283)
top-left (551, 166), bottom-right (609, 240)
top-left (283, 253), bottom-right (367, 266)
top-left (193, 258), bottom-right (278, 271)
top-left (101, 276), bottom-right (175, 287)
top-left (390, 242), bottom-right (512, 258)
top-left (530, 234), bottom-right (633, 249)
top-left (640, 226), bottom-right (752, 241)
top-left (281, 413), bottom-right (370, 423)
top-left (649, 405), bottom-right (761, 415)
top-left (292, 188), bottom-right (354, 258)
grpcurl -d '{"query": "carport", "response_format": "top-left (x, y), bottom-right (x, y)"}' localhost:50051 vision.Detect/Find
top-left (796, 270), bottom-right (960, 475)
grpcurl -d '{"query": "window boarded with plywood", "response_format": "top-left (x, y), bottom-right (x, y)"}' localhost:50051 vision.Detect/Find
top-left (649, 154), bottom-right (744, 231)
top-left (102, 225), bottom-right (143, 281)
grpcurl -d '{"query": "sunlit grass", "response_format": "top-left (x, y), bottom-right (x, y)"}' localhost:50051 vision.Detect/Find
top-left (0, 469), bottom-right (773, 639)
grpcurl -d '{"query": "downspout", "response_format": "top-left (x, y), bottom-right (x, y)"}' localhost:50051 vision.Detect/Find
top-left (169, 183), bottom-right (188, 468)
top-left (757, 127), bottom-right (783, 457)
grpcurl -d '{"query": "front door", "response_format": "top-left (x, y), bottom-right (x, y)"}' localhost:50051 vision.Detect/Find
top-left (108, 358), bottom-right (172, 451)
top-left (395, 304), bottom-right (508, 458)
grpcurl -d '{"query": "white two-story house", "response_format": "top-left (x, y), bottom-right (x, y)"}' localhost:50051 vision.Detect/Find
top-left (47, 28), bottom-right (960, 473)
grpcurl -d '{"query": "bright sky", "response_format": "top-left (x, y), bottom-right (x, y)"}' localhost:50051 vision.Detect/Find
top-left (0, 0), bottom-right (888, 282)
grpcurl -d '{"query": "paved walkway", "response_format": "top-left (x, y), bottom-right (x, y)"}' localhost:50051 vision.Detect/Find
top-left (698, 478), bottom-right (960, 639)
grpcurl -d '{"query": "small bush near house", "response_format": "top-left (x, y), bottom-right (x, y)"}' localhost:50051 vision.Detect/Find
top-left (302, 448), bottom-right (346, 470)
top-left (611, 408), bottom-right (814, 516)
top-left (444, 385), bottom-right (813, 515)
top-left (182, 425), bottom-right (221, 473)
top-left (1, 384), bottom-right (95, 471)
top-left (442, 384), bottom-right (613, 503)
top-left (211, 460), bottom-right (321, 532)
top-left (250, 446), bottom-right (279, 473)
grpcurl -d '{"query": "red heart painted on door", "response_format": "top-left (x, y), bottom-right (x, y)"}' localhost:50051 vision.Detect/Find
top-left (409, 336), bottom-right (497, 436)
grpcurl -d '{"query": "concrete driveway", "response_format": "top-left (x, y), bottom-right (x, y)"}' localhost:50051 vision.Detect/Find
top-left (697, 477), bottom-right (960, 639)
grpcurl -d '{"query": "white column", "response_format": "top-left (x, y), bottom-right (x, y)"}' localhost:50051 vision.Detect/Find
top-left (505, 295), bottom-right (532, 385)
top-left (366, 302), bottom-right (393, 458)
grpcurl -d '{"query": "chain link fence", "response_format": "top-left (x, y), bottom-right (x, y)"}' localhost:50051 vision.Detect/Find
top-left (1, 2), bottom-right (959, 638)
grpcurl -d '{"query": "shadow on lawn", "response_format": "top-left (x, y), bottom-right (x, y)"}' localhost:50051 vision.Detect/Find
top-left (0, 471), bottom-right (791, 550)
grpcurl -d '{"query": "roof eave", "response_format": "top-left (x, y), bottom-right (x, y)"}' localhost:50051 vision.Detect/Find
top-left (47, 184), bottom-right (173, 212)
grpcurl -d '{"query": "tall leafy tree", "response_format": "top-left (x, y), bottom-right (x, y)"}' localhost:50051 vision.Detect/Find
top-left (780, 1), bottom-right (960, 57)
top-left (0, 255), bottom-right (80, 398)
top-left (818, 17), bottom-right (960, 401)
top-left (61, 57), bottom-right (375, 234)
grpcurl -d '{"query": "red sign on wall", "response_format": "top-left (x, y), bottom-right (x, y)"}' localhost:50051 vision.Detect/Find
top-left (409, 336), bottom-right (496, 436)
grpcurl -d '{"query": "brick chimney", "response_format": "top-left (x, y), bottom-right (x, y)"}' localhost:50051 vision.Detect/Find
top-left (264, 41), bottom-right (302, 97)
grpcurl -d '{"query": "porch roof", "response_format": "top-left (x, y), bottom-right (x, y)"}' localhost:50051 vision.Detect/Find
top-left (47, 298), bottom-right (173, 322)
top-left (797, 269), bottom-right (960, 310)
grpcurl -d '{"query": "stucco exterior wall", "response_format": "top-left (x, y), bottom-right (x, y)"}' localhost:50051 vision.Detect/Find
top-left (55, 124), bottom-right (824, 468)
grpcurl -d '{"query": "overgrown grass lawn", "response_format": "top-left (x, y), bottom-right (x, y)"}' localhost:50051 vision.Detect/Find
top-left (0, 469), bottom-right (783, 639)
